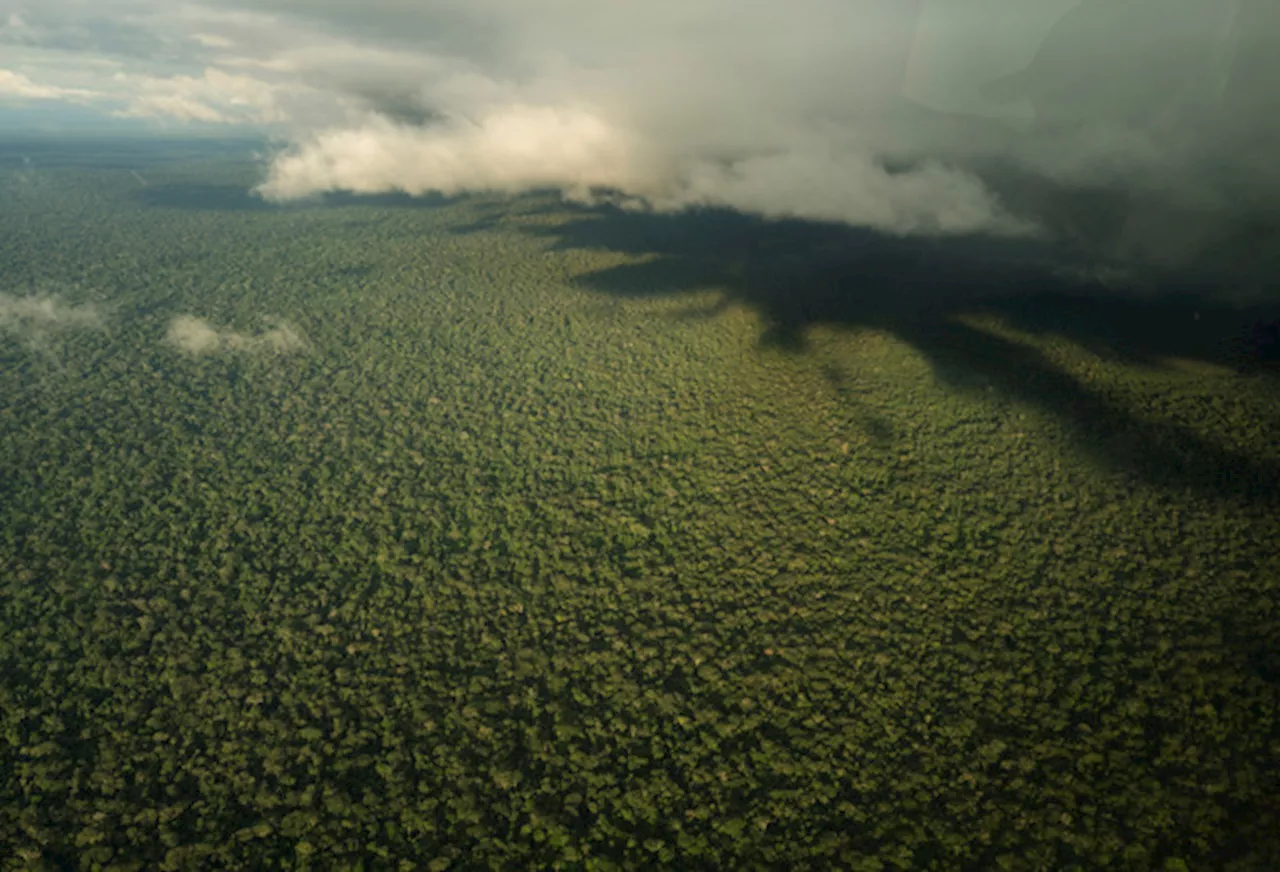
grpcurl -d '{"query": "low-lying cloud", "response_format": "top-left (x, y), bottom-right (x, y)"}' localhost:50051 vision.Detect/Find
top-left (166, 315), bottom-right (306, 355)
top-left (258, 106), bottom-right (649, 202)
top-left (257, 107), bottom-right (1031, 237)
top-left (0, 294), bottom-right (103, 329)
top-left (0, 293), bottom-right (105, 353)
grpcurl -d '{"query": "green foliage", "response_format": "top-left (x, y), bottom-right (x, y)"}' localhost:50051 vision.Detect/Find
top-left (0, 141), bottom-right (1278, 870)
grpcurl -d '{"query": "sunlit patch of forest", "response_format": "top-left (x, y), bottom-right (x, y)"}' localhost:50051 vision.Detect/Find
top-left (1, 139), bottom-right (1277, 870)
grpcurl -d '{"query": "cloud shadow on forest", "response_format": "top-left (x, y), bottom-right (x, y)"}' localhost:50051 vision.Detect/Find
top-left (468, 201), bottom-right (1280, 507)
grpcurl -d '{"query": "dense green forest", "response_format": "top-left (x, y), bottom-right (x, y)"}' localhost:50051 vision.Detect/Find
top-left (1, 139), bottom-right (1278, 870)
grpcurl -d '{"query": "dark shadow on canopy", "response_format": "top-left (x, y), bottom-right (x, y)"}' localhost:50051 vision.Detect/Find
top-left (484, 201), bottom-right (1280, 507)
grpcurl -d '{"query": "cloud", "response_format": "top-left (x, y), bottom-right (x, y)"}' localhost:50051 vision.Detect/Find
top-left (257, 106), bottom-right (650, 200)
top-left (165, 315), bottom-right (307, 355)
top-left (0, 293), bottom-right (106, 355)
top-left (113, 67), bottom-right (318, 124)
top-left (191, 33), bottom-right (234, 50)
top-left (0, 294), bottom-right (104, 330)
top-left (255, 85), bottom-right (1031, 237)
top-left (2, 0), bottom-right (1278, 262)
top-left (0, 63), bottom-right (301, 125)
top-left (641, 147), bottom-right (1033, 237)
top-left (0, 68), bottom-right (95, 100)
top-left (166, 315), bottom-right (222, 354)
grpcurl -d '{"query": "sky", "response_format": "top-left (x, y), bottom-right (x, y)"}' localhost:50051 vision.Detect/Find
top-left (1, 0), bottom-right (1276, 264)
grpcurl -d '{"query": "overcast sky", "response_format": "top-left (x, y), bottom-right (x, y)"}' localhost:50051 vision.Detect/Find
top-left (2, 0), bottom-right (1276, 251)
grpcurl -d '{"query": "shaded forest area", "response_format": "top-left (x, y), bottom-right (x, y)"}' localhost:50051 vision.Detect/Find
top-left (457, 200), bottom-right (1280, 505)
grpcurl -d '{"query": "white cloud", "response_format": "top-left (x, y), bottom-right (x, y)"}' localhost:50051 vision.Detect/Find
top-left (0, 294), bottom-right (103, 331)
top-left (166, 315), bottom-right (222, 354)
top-left (0, 293), bottom-right (106, 356)
top-left (191, 32), bottom-right (234, 49)
top-left (119, 91), bottom-right (226, 123)
top-left (258, 106), bottom-right (650, 200)
top-left (258, 109), bottom-right (1029, 236)
top-left (113, 67), bottom-right (297, 124)
top-left (165, 315), bottom-right (307, 355)
top-left (0, 68), bottom-right (95, 100)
